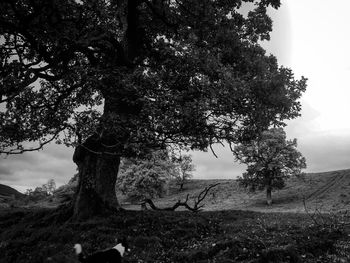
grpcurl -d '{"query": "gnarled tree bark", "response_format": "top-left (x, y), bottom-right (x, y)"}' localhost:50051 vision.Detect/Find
top-left (70, 1), bottom-right (144, 220)
top-left (73, 134), bottom-right (122, 220)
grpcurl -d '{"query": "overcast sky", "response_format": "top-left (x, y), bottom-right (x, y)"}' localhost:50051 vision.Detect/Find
top-left (1, 0), bottom-right (350, 192)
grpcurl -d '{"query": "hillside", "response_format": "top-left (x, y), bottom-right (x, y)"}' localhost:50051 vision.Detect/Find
top-left (121, 169), bottom-right (350, 213)
top-left (0, 184), bottom-right (24, 199)
top-left (2, 169), bottom-right (350, 213)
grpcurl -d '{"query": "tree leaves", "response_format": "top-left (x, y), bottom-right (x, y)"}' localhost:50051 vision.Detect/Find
top-left (116, 150), bottom-right (176, 201)
top-left (234, 128), bottom-right (307, 193)
top-left (0, 0), bottom-right (306, 157)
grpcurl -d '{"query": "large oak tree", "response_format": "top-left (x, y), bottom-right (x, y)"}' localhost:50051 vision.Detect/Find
top-left (0, 0), bottom-right (306, 219)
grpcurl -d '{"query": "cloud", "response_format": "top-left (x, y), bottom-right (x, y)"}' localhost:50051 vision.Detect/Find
top-left (285, 100), bottom-right (321, 138)
top-left (298, 132), bottom-right (350, 173)
top-left (0, 144), bottom-right (76, 192)
top-left (263, 2), bottom-right (292, 66)
top-left (284, 101), bottom-right (350, 173)
top-left (192, 145), bottom-right (246, 180)
top-left (0, 166), bottom-right (13, 177)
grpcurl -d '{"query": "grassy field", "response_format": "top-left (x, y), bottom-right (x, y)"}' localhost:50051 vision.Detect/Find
top-left (121, 169), bottom-right (350, 213)
top-left (0, 207), bottom-right (350, 263)
top-left (1, 169), bottom-right (350, 262)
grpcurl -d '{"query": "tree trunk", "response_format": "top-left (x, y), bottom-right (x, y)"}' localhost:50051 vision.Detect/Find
top-left (179, 182), bottom-right (184, 191)
top-left (266, 186), bottom-right (272, 206)
top-left (72, 135), bottom-right (122, 220)
top-left (70, 0), bottom-right (143, 220)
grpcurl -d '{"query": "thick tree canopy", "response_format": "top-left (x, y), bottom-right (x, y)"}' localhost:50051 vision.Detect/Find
top-left (0, 0), bottom-right (307, 218)
top-left (0, 0), bottom-right (306, 156)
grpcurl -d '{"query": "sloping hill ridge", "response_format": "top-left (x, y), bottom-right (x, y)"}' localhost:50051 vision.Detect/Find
top-left (0, 184), bottom-right (24, 199)
top-left (124, 169), bottom-right (350, 213)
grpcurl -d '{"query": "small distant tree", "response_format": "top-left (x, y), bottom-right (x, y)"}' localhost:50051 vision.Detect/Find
top-left (24, 189), bottom-right (33, 196)
top-left (234, 128), bottom-right (306, 205)
top-left (42, 179), bottom-right (56, 195)
top-left (33, 186), bottom-right (47, 195)
top-left (25, 179), bottom-right (57, 202)
top-left (117, 150), bottom-right (176, 202)
top-left (25, 186), bottom-right (49, 202)
top-left (172, 154), bottom-right (195, 191)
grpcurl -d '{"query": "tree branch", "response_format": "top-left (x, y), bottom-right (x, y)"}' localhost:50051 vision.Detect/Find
top-left (144, 0), bottom-right (178, 29)
top-left (142, 183), bottom-right (220, 212)
top-left (0, 130), bottom-right (61, 155)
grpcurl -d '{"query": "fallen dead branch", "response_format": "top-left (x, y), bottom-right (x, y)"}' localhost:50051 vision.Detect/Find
top-left (302, 197), bottom-right (348, 230)
top-left (142, 183), bottom-right (220, 212)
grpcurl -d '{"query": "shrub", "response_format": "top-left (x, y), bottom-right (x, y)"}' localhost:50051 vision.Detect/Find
top-left (117, 151), bottom-right (175, 202)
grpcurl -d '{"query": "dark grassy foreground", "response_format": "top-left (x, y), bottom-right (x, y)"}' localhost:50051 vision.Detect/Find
top-left (1, 208), bottom-right (350, 263)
